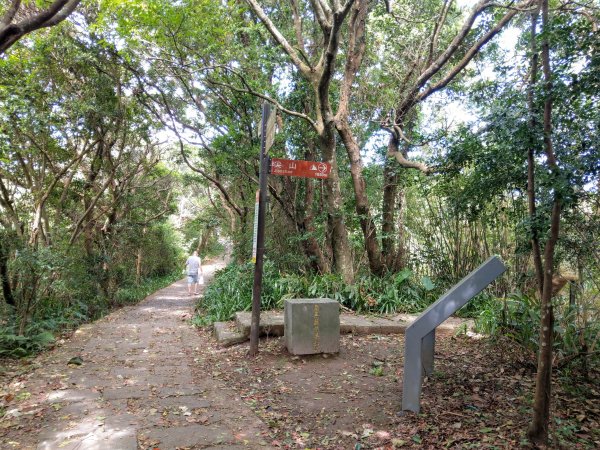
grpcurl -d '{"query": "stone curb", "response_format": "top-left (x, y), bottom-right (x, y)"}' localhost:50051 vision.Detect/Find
top-left (213, 321), bottom-right (247, 347)
top-left (234, 311), bottom-right (284, 338)
top-left (214, 310), bottom-right (473, 346)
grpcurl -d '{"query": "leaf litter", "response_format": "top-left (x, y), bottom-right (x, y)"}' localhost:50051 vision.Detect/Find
top-left (192, 328), bottom-right (599, 449)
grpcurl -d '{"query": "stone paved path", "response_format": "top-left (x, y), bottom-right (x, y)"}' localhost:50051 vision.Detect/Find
top-left (2, 260), bottom-right (269, 450)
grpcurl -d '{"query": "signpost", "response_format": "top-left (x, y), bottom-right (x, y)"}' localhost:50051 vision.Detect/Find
top-left (249, 103), bottom-right (273, 356)
top-left (270, 158), bottom-right (331, 179)
top-left (251, 190), bottom-right (259, 264)
top-left (249, 101), bottom-right (331, 356)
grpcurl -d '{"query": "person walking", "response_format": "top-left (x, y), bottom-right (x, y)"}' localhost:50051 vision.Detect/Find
top-left (185, 251), bottom-right (203, 296)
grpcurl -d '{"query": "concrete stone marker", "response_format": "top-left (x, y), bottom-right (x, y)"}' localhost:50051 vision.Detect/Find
top-left (401, 256), bottom-right (507, 413)
top-left (284, 298), bottom-right (340, 355)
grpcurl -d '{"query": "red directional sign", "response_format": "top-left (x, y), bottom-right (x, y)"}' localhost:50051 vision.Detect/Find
top-left (270, 158), bottom-right (331, 179)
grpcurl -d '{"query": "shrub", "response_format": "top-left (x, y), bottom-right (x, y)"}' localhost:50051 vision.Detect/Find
top-left (474, 292), bottom-right (600, 373)
top-left (196, 261), bottom-right (443, 324)
top-left (0, 316), bottom-right (56, 358)
top-left (113, 272), bottom-right (182, 306)
top-left (0, 271), bottom-right (181, 358)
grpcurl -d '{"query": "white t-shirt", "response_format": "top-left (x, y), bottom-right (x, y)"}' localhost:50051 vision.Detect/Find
top-left (186, 256), bottom-right (201, 275)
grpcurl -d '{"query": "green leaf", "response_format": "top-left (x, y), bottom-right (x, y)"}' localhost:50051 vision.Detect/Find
top-left (36, 331), bottom-right (55, 346)
top-left (421, 276), bottom-right (436, 291)
top-left (395, 269), bottom-right (412, 285)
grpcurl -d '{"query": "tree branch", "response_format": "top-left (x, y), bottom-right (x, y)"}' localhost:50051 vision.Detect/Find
top-left (308, 0), bottom-right (333, 34)
top-left (427, 0), bottom-right (454, 68)
top-left (69, 168), bottom-right (118, 245)
top-left (336, 0), bottom-right (368, 120)
top-left (316, 0), bottom-right (356, 113)
top-left (414, 0), bottom-right (494, 91)
top-left (36, 0), bottom-right (80, 28)
top-left (0, 0), bottom-right (81, 54)
top-left (0, 0), bottom-right (21, 27)
top-left (244, 0), bottom-right (314, 77)
top-left (177, 137), bottom-right (244, 218)
top-left (417, 2), bottom-right (526, 102)
top-left (390, 152), bottom-right (433, 174)
top-left (206, 66), bottom-right (319, 130)
top-left (290, 0), bottom-right (307, 53)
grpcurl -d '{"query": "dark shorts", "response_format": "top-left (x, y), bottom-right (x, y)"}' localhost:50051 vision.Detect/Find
top-left (187, 274), bottom-right (199, 284)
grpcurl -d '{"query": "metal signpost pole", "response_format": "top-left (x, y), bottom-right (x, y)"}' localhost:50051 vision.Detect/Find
top-left (249, 102), bottom-right (271, 356)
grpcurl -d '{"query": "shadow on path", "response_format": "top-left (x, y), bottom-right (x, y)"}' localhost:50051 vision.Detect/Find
top-left (1, 259), bottom-right (269, 450)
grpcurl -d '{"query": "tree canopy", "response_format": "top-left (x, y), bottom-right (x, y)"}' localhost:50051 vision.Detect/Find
top-left (1, 0), bottom-right (599, 444)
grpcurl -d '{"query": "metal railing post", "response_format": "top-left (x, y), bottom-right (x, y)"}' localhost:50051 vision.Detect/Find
top-left (401, 256), bottom-right (507, 413)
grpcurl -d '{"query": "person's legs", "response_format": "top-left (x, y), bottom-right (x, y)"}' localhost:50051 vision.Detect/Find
top-left (187, 274), bottom-right (197, 295)
top-left (188, 274), bottom-right (199, 295)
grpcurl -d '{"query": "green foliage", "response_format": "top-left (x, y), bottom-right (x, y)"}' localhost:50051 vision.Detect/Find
top-left (0, 271), bottom-right (180, 358)
top-left (0, 20), bottom-right (186, 360)
top-left (456, 292), bottom-right (498, 319)
top-left (369, 365), bottom-right (384, 377)
top-left (113, 272), bottom-right (181, 306)
top-left (0, 327), bottom-right (54, 358)
top-left (194, 261), bottom-right (278, 325)
top-left (179, 209), bottom-right (223, 259)
top-left (475, 293), bottom-right (541, 351)
top-left (196, 262), bottom-right (442, 325)
top-left (475, 292), bottom-right (600, 372)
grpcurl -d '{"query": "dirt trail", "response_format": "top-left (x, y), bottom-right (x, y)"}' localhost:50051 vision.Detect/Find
top-left (1, 260), bottom-right (269, 449)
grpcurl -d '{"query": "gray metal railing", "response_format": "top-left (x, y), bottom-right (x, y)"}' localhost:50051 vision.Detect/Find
top-left (401, 256), bottom-right (507, 413)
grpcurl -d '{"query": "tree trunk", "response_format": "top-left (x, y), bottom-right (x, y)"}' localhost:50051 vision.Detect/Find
top-left (337, 122), bottom-right (383, 275)
top-left (136, 227), bottom-right (146, 285)
top-left (0, 238), bottom-right (15, 306)
top-left (381, 157), bottom-right (398, 269)
top-left (320, 128), bottom-right (354, 284)
top-left (383, 134), bottom-right (411, 273)
top-left (297, 115), bottom-right (331, 275)
top-left (528, 199), bottom-right (560, 443)
top-left (300, 176), bottom-right (330, 274)
top-left (526, 5), bottom-right (544, 296)
top-left (334, 0), bottom-right (382, 275)
top-left (18, 275), bottom-right (39, 336)
top-left (197, 228), bottom-right (211, 254)
top-left (528, 0), bottom-right (560, 443)
top-left (393, 188), bottom-right (408, 272)
top-left (322, 186), bottom-right (334, 270)
top-left (136, 248), bottom-right (142, 285)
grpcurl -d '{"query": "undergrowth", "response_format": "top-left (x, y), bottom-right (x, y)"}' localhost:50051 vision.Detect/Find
top-left (0, 272), bottom-right (180, 358)
top-left (194, 260), bottom-right (444, 325)
top-left (475, 292), bottom-right (600, 374)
